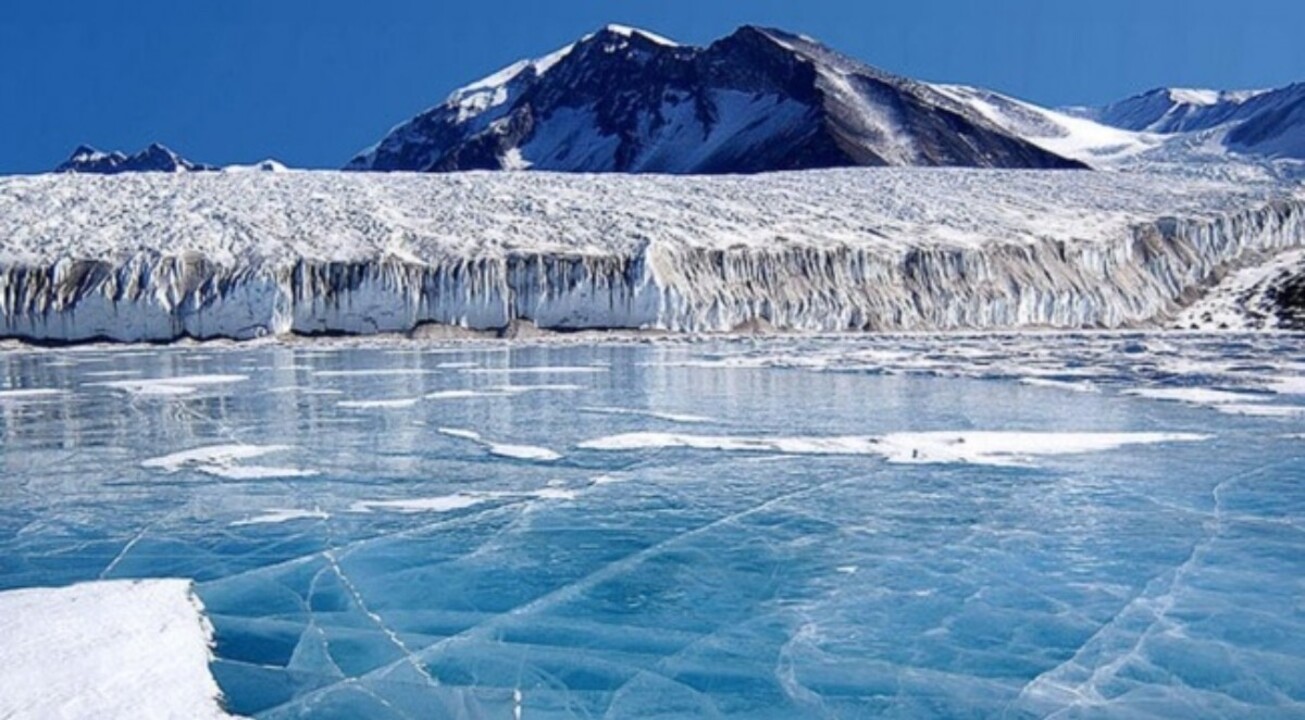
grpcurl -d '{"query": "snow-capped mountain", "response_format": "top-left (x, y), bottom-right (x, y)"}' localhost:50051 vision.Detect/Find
top-left (55, 143), bottom-right (217, 174)
top-left (1072, 84), bottom-right (1305, 160)
top-left (346, 25), bottom-right (1085, 173)
top-left (221, 159), bottom-right (290, 173)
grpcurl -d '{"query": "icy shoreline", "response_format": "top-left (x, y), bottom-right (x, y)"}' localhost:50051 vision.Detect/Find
top-left (1, 169), bottom-right (1302, 343)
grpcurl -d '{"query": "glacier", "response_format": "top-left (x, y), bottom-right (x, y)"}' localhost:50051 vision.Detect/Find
top-left (0, 169), bottom-right (1303, 343)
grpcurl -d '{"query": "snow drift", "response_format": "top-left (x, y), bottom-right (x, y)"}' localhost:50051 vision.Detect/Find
top-left (0, 169), bottom-right (1302, 342)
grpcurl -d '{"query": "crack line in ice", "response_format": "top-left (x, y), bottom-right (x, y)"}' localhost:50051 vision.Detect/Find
top-left (323, 549), bottom-right (441, 690)
top-left (1015, 455), bottom-right (1301, 716)
top-left (199, 503), bottom-right (522, 592)
top-left (258, 468), bottom-right (861, 715)
top-left (99, 525), bottom-right (149, 579)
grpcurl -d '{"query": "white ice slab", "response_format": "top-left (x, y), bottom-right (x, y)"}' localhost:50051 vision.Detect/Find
top-left (92, 375), bottom-right (249, 397)
top-left (578, 431), bottom-right (1208, 466)
top-left (1123, 387), bottom-right (1266, 405)
top-left (438, 427), bottom-right (562, 461)
top-left (231, 509), bottom-right (329, 526)
top-left (0, 579), bottom-right (237, 719)
top-left (337, 398), bottom-right (421, 409)
top-left (142, 444), bottom-right (292, 473)
top-left (579, 406), bottom-right (715, 423)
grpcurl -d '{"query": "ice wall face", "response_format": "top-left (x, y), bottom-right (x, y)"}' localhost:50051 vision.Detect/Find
top-left (0, 170), bottom-right (1301, 342)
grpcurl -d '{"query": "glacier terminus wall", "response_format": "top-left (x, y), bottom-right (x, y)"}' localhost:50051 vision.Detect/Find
top-left (0, 169), bottom-right (1302, 342)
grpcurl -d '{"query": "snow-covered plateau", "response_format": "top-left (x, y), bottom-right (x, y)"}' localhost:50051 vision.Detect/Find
top-left (1, 168), bottom-right (1303, 343)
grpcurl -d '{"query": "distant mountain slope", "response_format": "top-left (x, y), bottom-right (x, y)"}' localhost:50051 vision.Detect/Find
top-left (55, 143), bottom-right (216, 174)
top-left (346, 25), bottom-right (1085, 174)
top-left (1072, 84), bottom-right (1305, 160)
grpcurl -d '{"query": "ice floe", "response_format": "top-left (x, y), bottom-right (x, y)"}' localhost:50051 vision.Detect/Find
top-left (92, 374), bottom-right (249, 397)
top-left (141, 444), bottom-right (314, 480)
top-left (438, 427), bottom-right (562, 461)
top-left (230, 509), bottom-right (329, 526)
top-left (0, 388), bottom-right (63, 400)
top-left (1213, 403), bottom-right (1305, 417)
top-left (196, 465), bottom-right (319, 480)
top-left (578, 431), bottom-right (1208, 466)
top-left (462, 366), bottom-right (609, 375)
top-left (0, 580), bottom-right (236, 719)
top-left (350, 487), bottom-right (578, 514)
top-left (350, 494), bottom-right (494, 514)
top-left (312, 369), bottom-right (434, 378)
top-left (579, 406), bottom-right (715, 423)
top-left (1123, 387), bottom-right (1268, 405)
top-left (337, 398), bottom-right (421, 409)
top-left (1018, 378), bottom-right (1101, 393)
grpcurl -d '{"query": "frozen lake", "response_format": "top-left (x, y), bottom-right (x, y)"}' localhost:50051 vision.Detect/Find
top-left (1, 334), bottom-right (1303, 718)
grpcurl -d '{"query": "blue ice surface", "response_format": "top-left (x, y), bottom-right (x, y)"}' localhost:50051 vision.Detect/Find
top-left (0, 334), bottom-right (1302, 719)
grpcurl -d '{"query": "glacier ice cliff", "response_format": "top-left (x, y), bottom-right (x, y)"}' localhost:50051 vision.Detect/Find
top-left (0, 169), bottom-right (1302, 342)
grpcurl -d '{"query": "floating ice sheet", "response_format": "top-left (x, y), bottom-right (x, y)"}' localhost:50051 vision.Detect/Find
top-left (578, 430), bottom-right (1208, 466)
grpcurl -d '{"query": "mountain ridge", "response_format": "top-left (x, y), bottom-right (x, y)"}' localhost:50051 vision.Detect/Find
top-left (1071, 83), bottom-right (1305, 160)
top-left (345, 24), bottom-right (1087, 174)
top-left (55, 143), bottom-right (217, 174)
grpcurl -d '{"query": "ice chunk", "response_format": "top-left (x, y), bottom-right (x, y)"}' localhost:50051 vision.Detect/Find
top-left (142, 444), bottom-right (293, 473)
top-left (1123, 387), bottom-right (1268, 405)
top-left (0, 580), bottom-right (236, 719)
top-left (349, 494), bottom-right (495, 514)
top-left (874, 431), bottom-right (1209, 466)
top-left (350, 487), bottom-right (577, 514)
top-left (0, 388), bottom-right (63, 400)
top-left (196, 465), bottom-right (319, 480)
top-left (579, 406), bottom-right (715, 423)
top-left (1213, 403), bottom-right (1305, 417)
top-left (1018, 378), bottom-right (1100, 393)
top-left (462, 366), bottom-right (609, 375)
top-left (337, 398), bottom-right (421, 409)
top-left (92, 374), bottom-right (249, 397)
top-left (230, 509), bottom-right (329, 526)
top-left (1264, 376), bottom-right (1305, 394)
top-left (424, 389), bottom-right (491, 400)
top-left (438, 427), bottom-right (562, 462)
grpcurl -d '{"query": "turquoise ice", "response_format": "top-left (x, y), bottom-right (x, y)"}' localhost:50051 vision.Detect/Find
top-left (0, 334), bottom-right (1302, 718)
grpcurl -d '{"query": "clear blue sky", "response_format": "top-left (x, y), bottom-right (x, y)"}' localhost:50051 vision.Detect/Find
top-left (3, 0), bottom-right (1304, 173)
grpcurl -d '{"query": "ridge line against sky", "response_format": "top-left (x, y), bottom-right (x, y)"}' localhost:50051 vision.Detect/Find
top-left (3, 0), bottom-right (1304, 173)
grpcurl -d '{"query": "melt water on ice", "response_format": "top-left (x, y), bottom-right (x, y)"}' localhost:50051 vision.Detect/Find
top-left (0, 334), bottom-right (1303, 718)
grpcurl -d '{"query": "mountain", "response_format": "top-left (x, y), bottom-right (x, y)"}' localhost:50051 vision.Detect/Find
top-left (1072, 84), bottom-right (1305, 160)
top-left (345, 25), bottom-right (1085, 174)
top-left (55, 143), bottom-right (217, 174)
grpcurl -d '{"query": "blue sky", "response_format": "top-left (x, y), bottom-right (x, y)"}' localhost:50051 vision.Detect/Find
top-left (3, 0), bottom-right (1304, 173)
